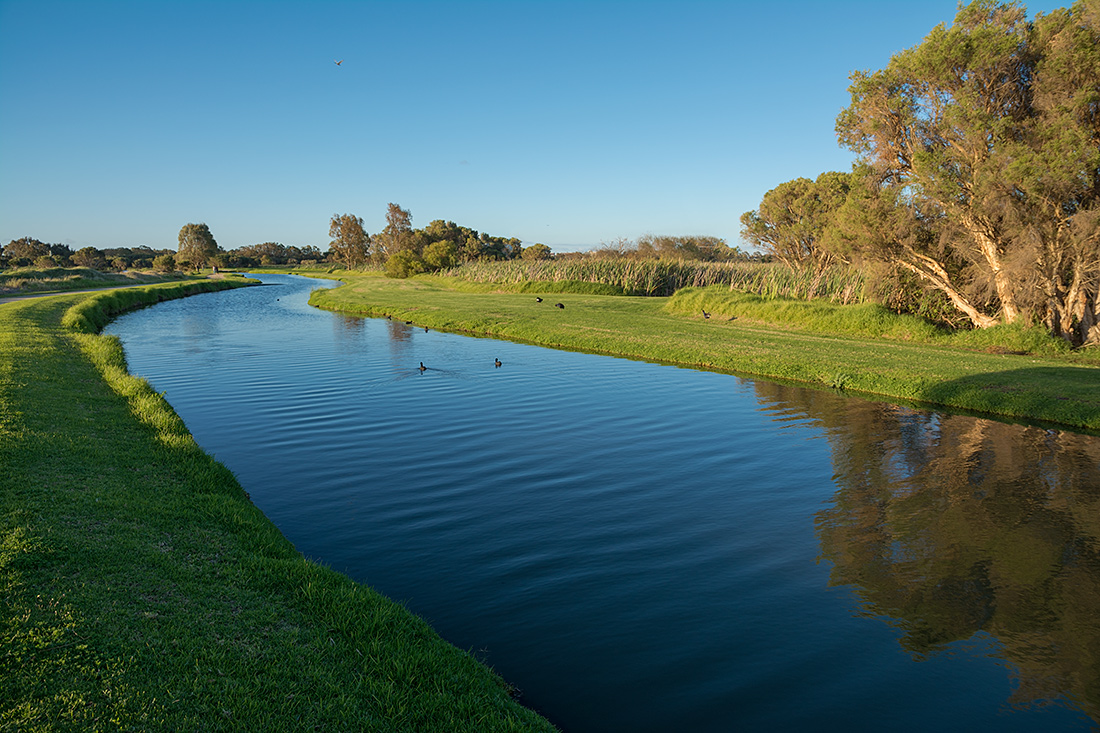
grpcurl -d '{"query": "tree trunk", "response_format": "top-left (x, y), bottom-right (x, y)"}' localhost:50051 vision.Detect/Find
top-left (1076, 291), bottom-right (1100, 346)
top-left (896, 251), bottom-right (998, 329)
top-left (968, 222), bottom-right (1021, 323)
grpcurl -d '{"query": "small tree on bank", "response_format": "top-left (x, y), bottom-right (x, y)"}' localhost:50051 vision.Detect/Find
top-left (328, 214), bottom-right (370, 270)
top-left (177, 223), bottom-right (219, 269)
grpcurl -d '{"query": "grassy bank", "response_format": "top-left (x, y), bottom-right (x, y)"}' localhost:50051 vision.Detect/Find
top-left (1, 282), bottom-right (556, 731)
top-left (307, 273), bottom-right (1100, 431)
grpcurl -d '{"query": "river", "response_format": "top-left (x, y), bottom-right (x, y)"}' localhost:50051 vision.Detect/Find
top-left (105, 273), bottom-right (1100, 731)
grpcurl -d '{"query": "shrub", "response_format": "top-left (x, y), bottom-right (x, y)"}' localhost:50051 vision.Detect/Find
top-left (385, 250), bottom-right (427, 279)
top-left (423, 240), bottom-right (459, 270)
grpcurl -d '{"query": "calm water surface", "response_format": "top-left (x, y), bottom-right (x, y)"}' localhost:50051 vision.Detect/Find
top-left (106, 274), bottom-right (1100, 731)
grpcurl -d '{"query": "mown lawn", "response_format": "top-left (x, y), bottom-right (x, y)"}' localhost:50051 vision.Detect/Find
top-left (307, 272), bottom-right (1100, 431)
top-left (1, 282), bottom-right (557, 732)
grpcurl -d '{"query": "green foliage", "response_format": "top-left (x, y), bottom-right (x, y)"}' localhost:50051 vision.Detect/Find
top-left (2, 236), bottom-right (49, 266)
top-left (740, 171), bottom-right (851, 271)
top-left (384, 249), bottom-right (428, 278)
top-left (633, 234), bottom-right (744, 261)
top-left (328, 213), bottom-right (370, 270)
top-left (177, 223), bottom-right (219, 269)
top-left (423, 239), bottom-right (460, 270)
top-left (71, 246), bottom-right (106, 270)
top-left (834, 0), bottom-right (1100, 342)
top-left (233, 242), bottom-right (325, 268)
top-left (521, 243), bottom-right (553, 261)
top-left (152, 253), bottom-right (176, 272)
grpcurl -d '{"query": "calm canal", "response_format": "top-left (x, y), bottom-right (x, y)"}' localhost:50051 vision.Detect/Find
top-left (106, 274), bottom-right (1100, 731)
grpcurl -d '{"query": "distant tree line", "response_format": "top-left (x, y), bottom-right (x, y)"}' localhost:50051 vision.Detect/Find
top-left (0, 237), bottom-right (178, 271)
top-left (328, 203), bottom-right (553, 278)
top-left (2, 207), bottom-right (552, 277)
top-left (587, 234), bottom-right (763, 263)
top-left (740, 0), bottom-right (1099, 345)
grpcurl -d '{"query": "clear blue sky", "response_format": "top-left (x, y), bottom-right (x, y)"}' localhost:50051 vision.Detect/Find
top-left (0, 0), bottom-right (1070, 254)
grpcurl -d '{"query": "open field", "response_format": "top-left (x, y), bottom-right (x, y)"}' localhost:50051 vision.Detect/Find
top-left (1, 281), bottom-right (557, 732)
top-left (305, 272), bottom-right (1100, 431)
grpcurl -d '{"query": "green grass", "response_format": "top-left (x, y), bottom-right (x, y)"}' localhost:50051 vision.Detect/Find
top-left (1, 282), bottom-right (557, 731)
top-left (307, 273), bottom-right (1100, 430)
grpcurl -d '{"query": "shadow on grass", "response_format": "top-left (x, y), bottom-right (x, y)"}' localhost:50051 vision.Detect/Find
top-left (918, 366), bottom-right (1100, 433)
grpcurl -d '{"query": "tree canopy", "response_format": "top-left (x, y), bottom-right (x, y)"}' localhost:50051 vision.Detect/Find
top-left (328, 214), bottom-right (370, 270)
top-left (177, 223), bottom-right (219, 269)
top-left (591, 235), bottom-right (752, 262)
top-left (740, 171), bottom-right (852, 272)
top-left (3, 237), bottom-right (50, 266)
top-left (833, 0), bottom-right (1100, 343)
top-left (372, 203), bottom-right (413, 264)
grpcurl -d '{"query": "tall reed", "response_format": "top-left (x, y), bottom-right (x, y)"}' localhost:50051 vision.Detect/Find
top-left (441, 259), bottom-right (871, 302)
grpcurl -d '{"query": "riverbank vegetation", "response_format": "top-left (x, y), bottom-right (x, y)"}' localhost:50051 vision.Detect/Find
top-left (306, 272), bottom-right (1100, 430)
top-left (0, 283), bottom-right (557, 731)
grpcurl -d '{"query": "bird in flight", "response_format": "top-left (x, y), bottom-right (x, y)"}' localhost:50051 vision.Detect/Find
top-left (334, 59), bottom-right (344, 66)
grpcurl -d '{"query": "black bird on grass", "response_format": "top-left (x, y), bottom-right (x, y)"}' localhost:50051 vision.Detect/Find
top-left (494, 358), bottom-right (502, 367)
top-left (536, 297), bottom-right (543, 303)
top-left (405, 321), bottom-right (413, 325)
top-left (555, 302), bottom-right (565, 309)
top-left (702, 309), bottom-right (710, 319)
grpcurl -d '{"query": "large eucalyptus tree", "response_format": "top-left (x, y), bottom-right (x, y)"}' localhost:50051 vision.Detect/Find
top-left (835, 0), bottom-right (1100, 343)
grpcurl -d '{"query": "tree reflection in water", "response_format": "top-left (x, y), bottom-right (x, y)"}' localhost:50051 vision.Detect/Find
top-left (752, 381), bottom-right (1100, 724)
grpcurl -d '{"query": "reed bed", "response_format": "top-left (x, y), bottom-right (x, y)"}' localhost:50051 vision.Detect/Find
top-left (440, 259), bottom-right (871, 302)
